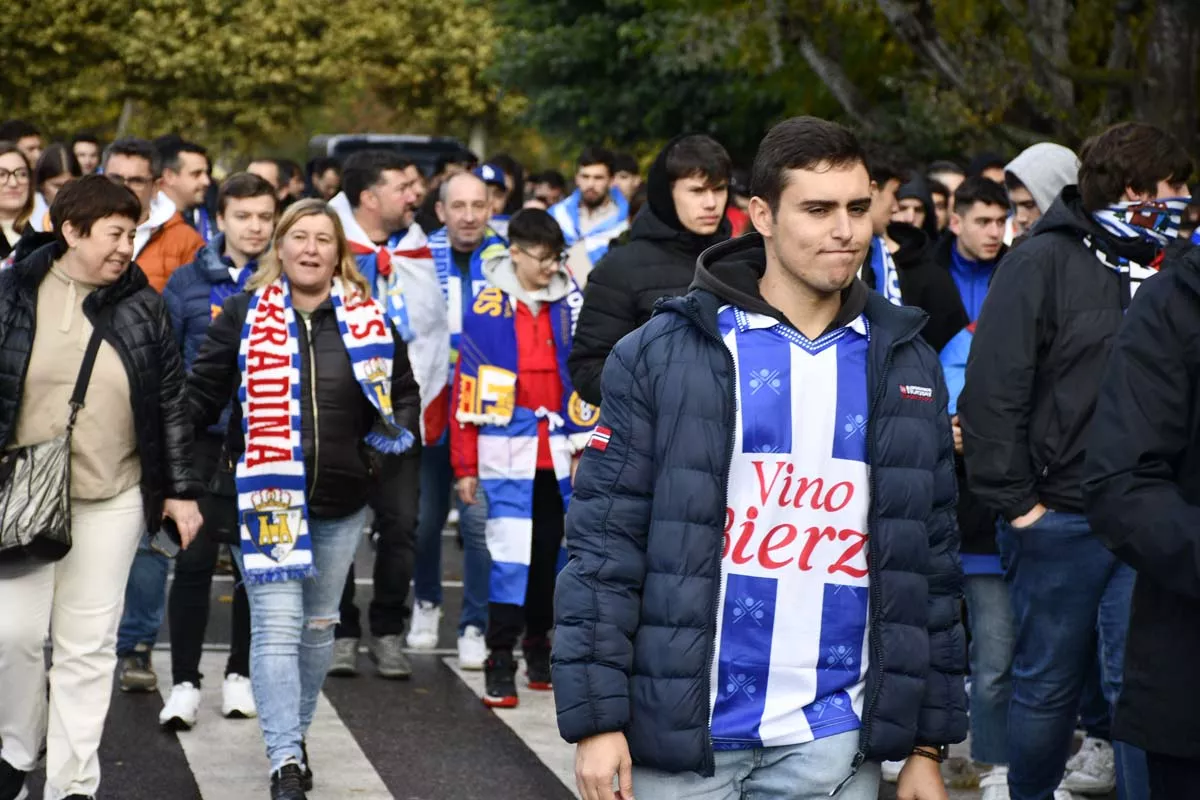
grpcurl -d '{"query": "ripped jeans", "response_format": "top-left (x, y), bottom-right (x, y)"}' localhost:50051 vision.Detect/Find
top-left (236, 507), bottom-right (368, 773)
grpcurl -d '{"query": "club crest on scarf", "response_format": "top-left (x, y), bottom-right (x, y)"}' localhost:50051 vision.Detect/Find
top-left (244, 488), bottom-right (304, 562)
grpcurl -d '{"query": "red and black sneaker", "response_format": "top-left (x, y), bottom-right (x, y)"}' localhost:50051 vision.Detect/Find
top-left (483, 652), bottom-right (519, 709)
top-left (525, 645), bottom-right (552, 691)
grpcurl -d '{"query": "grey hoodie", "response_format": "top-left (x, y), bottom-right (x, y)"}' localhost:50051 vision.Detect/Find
top-left (1005, 142), bottom-right (1079, 213)
top-left (482, 254), bottom-right (574, 315)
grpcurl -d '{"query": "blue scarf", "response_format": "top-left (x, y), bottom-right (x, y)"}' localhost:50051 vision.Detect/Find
top-left (550, 189), bottom-right (630, 264)
top-left (194, 206), bottom-right (216, 243)
top-left (209, 255), bottom-right (254, 320)
top-left (1088, 197), bottom-right (1189, 307)
top-left (456, 281), bottom-right (598, 605)
top-left (429, 226), bottom-right (509, 375)
top-left (867, 236), bottom-right (902, 306)
top-left (237, 278), bottom-right (413, 584)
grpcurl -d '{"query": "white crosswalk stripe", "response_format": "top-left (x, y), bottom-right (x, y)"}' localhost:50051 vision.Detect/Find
top-left (152, 652), bottom-right (392, 799)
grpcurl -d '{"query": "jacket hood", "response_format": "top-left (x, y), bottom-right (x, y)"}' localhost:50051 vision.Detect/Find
top-left (1005, 143), bottom-right (1079, 214)
top-left (482, 253), bottom-right (573, 311)
top-left (1166, 242), bottom-right (1200, 298)
top-left (888, 223), bottom-right (933, 270)
top-left (896, 174), bottom-right (941, 240)
top-left (1033, 185), bottom-right (1161, 266)
top-left (192, 234), bottom-right (235, 283)
top-left (328, 191), bottom-right (376, 250)
top-left (690, 232), bottom-right (869, 333)
top-left (635, 135), bottom-right (732, 256)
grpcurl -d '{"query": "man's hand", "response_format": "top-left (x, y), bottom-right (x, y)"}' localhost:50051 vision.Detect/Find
top-left (1011, 503), bottom-right (1048, 529)
top-left (950, 415), bottom-right (963, 456)
top-left (896, 752), bottom-right (950, 800)
top-left (456, 476), bottom-right (479, 506)
top-left (575, 731), bottom-right (634, 800)
top-left (162, 499), bottom-right (203, 550)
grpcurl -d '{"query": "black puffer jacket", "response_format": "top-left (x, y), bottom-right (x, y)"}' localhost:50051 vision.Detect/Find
top-left (0, 242), bottom-right (202, 529)
top-left (188, 289), bottom-right (421, 521)
top-left (959, 187), bottom-right (1165, 521)
top-left (568, 138), bottom-right (732, 406)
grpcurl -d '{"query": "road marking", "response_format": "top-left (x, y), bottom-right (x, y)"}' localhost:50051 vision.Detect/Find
top-left (191, 576), bottom-right (464, 588)
top-left (152, 651), bottom-right (392, 799)
top-left (446, 658), bottom-right (579, 799)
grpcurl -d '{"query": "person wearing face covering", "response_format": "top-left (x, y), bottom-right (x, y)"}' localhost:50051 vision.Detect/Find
top-left (568, 134), bottom-right (733, 406)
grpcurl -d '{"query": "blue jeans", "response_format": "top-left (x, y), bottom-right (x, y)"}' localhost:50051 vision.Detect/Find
top-left (115, 533), bottom-right (169, 655)
top-left (632, 731), bottom-right (880, 800)
top-left (964, 573), bottom-right (1014, 766)
top-left (411, 443), bottom-right (489, 633)
top-left (997, 511), bottom-right (1148, 800)
top-left (237, 507), bottom-right (369, 773)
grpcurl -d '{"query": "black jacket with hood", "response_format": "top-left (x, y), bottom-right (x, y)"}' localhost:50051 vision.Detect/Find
top-left (861, 223), bottom-right (968, 354)
top-left (958, 186), bottom-right (1163, 521)
top-left (1083, 243), bottom-right (1200, 757)
top-left (568, 137), bottom-right (732, 406)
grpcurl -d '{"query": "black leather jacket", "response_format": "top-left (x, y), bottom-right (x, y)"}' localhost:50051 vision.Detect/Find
top-left (0, 242), bottom-right (202, 530)
top-left (188, 289), bottom-right (421, 520)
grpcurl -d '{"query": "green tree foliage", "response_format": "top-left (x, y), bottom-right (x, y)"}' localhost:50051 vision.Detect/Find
top-left (0, 0), bottom-right (512, 151)
top-left (494, 0), bottom-right (1200, 161)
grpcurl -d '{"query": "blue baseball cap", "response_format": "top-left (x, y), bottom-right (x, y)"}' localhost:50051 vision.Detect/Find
top-left (474, 163), bottom-right (508, 189)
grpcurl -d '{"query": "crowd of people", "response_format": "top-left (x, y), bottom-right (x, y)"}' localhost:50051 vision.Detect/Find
top-left (0, 111), bottom-right (1196, 800)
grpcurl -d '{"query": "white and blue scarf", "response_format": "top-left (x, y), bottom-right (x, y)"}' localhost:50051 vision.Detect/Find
top-left (237, 277), bottom-right (414, 584)
top-left (456, 281), bottom-right (597, 605)
top-left (865, 236), bottom-right (902, 306)
top-left (550, 189), bottom-right (630, 265)
top-left (1087, 197), bottom-right (1188, 307)
top-left (429, 226), bottom-right (509, 381)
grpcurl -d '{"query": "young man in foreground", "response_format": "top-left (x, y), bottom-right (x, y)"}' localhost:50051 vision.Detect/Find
top-left (554, 116), bottom-right (966, 800)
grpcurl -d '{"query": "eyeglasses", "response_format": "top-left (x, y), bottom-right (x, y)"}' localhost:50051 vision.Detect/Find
top-left (514, 244), bottom-right (565, 268)
top-left (107, 174), bottom-right (154, 190)
top-left (0, 168), bottom-right (30, 186)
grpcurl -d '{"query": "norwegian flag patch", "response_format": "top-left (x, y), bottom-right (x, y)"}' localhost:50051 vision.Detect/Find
top-left (588, 426), bottom-right (612, 452)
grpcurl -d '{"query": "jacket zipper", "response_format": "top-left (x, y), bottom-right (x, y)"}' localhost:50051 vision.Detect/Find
top-left (302, 316), bottom-right (320, 497)
top-left (679, 299), bottom-right (736, 777)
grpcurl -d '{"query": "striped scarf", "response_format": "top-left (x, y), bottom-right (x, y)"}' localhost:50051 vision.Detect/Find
top-left (457, 281), bottom-right (597, 605)
top-left (236, 277), bottom-right (413, 584)
top-left (550, 189), bottom-right (630, 265)
top-left (865, 236), bottom-right (902, 306)
top-left (1088, 198), bottom-right (1188, 307)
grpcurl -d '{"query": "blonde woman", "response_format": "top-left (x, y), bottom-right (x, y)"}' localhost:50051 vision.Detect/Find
top-left (187, 199), bottom-right (420, 800)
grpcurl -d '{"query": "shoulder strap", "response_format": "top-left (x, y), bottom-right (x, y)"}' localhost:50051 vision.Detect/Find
top-left (67, 327), bottom-right (105, 425)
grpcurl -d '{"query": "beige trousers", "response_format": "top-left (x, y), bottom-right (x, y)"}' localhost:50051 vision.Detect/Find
top-left (0, 486), bottom-right (144, 800)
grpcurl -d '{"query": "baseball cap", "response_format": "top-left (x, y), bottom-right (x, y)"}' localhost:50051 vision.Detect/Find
top-left (474, 164), bottom-right (508, 189)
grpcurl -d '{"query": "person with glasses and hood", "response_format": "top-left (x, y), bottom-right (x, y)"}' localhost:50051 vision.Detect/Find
top-left (568, 134), bottom-right (734, 406)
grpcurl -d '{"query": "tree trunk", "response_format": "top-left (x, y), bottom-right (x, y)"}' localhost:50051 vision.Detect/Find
top-left (1138, 0), bottom-right (1200, 154)
top-left (875, 0), bottom-right (967, 93)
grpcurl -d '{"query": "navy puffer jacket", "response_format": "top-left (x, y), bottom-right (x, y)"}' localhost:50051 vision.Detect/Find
top-left (553, 235), bottom-right (967, 777)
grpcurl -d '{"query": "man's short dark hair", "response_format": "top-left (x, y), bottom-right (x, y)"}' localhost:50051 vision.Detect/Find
top-left (750, 116), bottom-right (866, 214)
top-left (953, 176), bottom-right (1011, 215)
top-left (532, 170), bottom-right (566, 192)
top-left (613, 151), bottom-right (639, 175)
top-left (1077, 122), bottom-right (1194, 212)
top-left (508, 207), bottom-right (565, 253)
top-left (434, 150), bottom-right (478, 175)
top-left (928, 160), bottom-right (964, 179)
top-left (665, 135), bottom-right (732, 187)
top-left (103, 137), bottom-right (162, 177)
top-left (309, 157), bottom-right (340, 180)
top-left (34, 143), bottom-right (81, 189)
top-left (966, 153), bottom-right (1007, 179)
top-left (341, 150), bottom-right (415, 209)
top-left (70, 132), bottom-right (100, 148)
top-left (157, 137), bottom-right (208, 174)
top-left (50, 173), bottom-right (141, 249)
top-left (278, 159), bottom-right (301, 183)
top-left (218, 172), bottom-right (278, 216)
top-left (928, 178), bottom-right (951, 201)
top-left (866, 148), bottom-right (907, 189)
top-left (1003, 172), bottom-right (1027, 192)
top-left (577, 146), bottom-right (615, 174)
top-left (0, 119), bottom-right (40, 142)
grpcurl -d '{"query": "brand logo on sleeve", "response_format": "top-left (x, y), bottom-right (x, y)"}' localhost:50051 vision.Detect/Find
top-left (587, 426), bottom-right (612, 452)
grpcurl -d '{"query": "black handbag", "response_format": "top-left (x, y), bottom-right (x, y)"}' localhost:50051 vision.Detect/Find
top-left (0, 329), bottom-right (104, 563)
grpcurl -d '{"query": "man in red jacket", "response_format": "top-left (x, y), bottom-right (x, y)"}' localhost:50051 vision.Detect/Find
top-left (450, 208), bottom-right (595, 709)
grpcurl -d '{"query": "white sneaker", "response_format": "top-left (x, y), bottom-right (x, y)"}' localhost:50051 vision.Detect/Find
top-left (980, 765), bottom-right (1010, 800)
top-left (457, 625), bottom-right (486, 670)
top-left (222, 673), bottom-right (257, 719)
top-left (1059, 737), bottom-right (1115, 794)
top-left (407, 601), bottom-right (442, 650)
top-left (880, 759), bottom-right (904, 783)
top-left (1055, 791), bottom-right (1080, 800)
top-left (447, 508), bottom-right (460, 526)
top-left (159, 682), bottom-right (201, 730)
